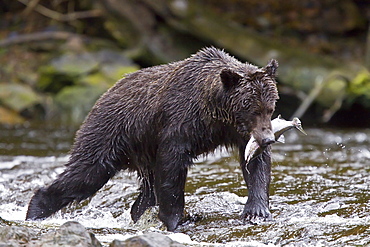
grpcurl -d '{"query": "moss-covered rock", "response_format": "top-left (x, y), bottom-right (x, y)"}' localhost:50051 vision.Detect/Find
top-left (33, 49), bottom-right (139, 124)
top-left (0, 83), bottom-right (43, 113)
top-left (55, 85), bottom-right (107, 124)
top-left (37, 65), bottom-right (77, 94)
top-left (38, 49), bottom-right (138, 93)
top-left (347, 69), bottom-right (370, 107)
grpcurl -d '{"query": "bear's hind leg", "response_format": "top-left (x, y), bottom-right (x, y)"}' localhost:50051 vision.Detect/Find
top-left (155, 145), bottom-right (191, 231)
top-left (26, 160), bottom-right (119, 220)
top-left (130, 170), bottom-right (156, 222)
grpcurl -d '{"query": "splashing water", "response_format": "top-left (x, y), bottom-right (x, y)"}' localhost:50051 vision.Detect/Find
top-left (0, 126), bottom-right (369, 246)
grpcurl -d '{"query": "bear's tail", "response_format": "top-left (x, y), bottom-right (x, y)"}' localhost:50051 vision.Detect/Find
top-left (26, 160), bottom-right (118, 220)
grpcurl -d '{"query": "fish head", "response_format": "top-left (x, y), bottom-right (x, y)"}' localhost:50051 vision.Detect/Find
top-left (292, 117), bottom-right (307, 135)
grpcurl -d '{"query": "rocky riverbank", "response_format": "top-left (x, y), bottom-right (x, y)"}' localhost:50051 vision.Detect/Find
top-left (0, 221), bottom-right (188, 247)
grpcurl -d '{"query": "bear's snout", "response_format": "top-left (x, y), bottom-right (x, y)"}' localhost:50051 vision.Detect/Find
top-left (252, 126), bottom-right (275, 149)
top-left (261, 137), bottom-right (275, 147)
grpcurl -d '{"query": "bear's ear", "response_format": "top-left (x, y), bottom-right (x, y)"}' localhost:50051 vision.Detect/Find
top-left (220, 69), bottom-right (243, 89)
top-left (265, 59), bottom-right (278, 78)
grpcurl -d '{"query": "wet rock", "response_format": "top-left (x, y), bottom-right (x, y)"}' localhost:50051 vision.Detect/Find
top-left (0, 225), bottom-right (36, 246)
top-left (0, 220), bottom-right (186, 247)
top-left (110, 232), bottom-right (185, 247)
top-left (38, 221), bottom-right (102, 247)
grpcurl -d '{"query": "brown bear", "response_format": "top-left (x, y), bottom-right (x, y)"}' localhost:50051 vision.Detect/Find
top-left (26, 47), bottom-right (279, 231)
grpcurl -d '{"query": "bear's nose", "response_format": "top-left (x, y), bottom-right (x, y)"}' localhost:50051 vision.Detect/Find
top-left (261, 138), bottom-right (275, 148)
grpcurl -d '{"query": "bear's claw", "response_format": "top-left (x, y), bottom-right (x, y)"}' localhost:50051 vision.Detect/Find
top-left (241, 202), bottom-right (271, 224)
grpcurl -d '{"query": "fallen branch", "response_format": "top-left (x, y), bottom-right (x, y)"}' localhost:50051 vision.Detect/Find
top-left (291, 76), bottom-right (326, 119)
top-left (366, 24), bottom-right (370, 69)
top-left (21, 0), bottom-right (41, 17)
top-left (0, 31), bottom-right (83, 47)
top-left (17, 0), bottom-right (103, 22)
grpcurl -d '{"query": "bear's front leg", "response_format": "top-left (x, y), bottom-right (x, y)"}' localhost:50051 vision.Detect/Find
top-left (240, 145), bottom-right (272, 222)
top-left (155, 145), bottom-right (191, 231)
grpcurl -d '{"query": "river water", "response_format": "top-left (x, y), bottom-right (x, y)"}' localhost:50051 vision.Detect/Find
top-left (0, 124), bottom-right (369, 246)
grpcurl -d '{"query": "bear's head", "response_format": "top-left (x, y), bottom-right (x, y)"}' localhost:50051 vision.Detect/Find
top-left (220, 59), bottom-right (279, 148)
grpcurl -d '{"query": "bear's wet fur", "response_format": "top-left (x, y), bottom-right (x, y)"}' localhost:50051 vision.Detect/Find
top-left (241, 146), bottom-right (272, 222)
top-left (26, 47), bottom-right (279, 231)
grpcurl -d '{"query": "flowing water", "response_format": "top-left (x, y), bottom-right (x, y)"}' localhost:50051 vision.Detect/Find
top-left (0, 124), bottom-right (369, 246)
